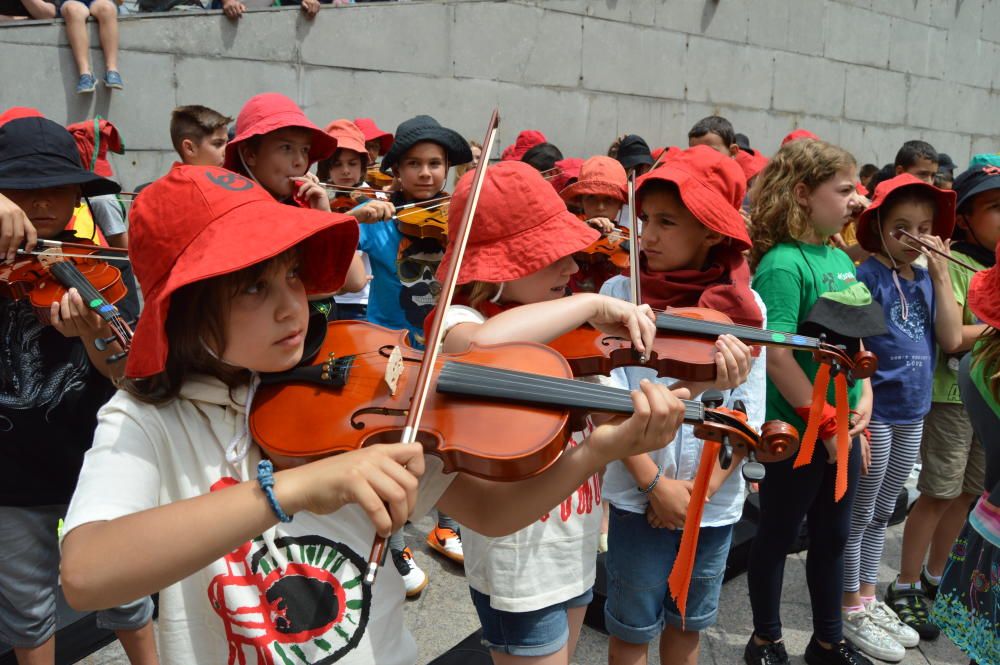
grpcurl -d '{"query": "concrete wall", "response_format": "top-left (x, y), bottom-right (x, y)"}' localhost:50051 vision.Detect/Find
top-left (1, 0), bottom-right (998, 190)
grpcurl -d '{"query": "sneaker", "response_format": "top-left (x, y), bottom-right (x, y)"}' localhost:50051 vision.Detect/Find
top-left (75, 73), bottom-right (97, 94)
top-left (426, 525), bottom-right (464, 563)
top-left (884, 582), bottom-right (940, 640)
top-left (743, 634), bottom-right (790, 665)
top-left (842, 607), bottom-right (905, 662)
top-left (804, 636), bottom-right (874, 665)
top-left (864, 599), bottom-right (920, 648)
top-left (104, 70), bottom-right (124, 89)
top-left (920, 568), bottom-right (940, 601)
top-left (391, 547), bottom-right (428, 597)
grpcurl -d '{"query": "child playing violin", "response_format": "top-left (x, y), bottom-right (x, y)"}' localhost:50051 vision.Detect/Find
top-left (358, 114), bottom-right (472, 588)
top-left (599, 146), bottom-right (758, 665)
top-left (425, 160), bottom-right (702, 665)
top-left (57, 163), bottom-right (690, 665)
top-left (0, 115), bottom-right (156, 665)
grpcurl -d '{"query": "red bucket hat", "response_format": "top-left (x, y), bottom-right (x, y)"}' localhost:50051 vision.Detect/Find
top-left (0, 107), bottom-right (43, 125)
top-left (781, 128), bottom-right (820, 146)
top-left (436, 161), bottom-right (599, 284)
top-left (559, 156), bottom-right (627, 205)
top-left (224, 93), bottom-right (337, 171)
top-left (126, 164), bottom-right (359, 378)
top-left (550, 157), bottom-right (583, 193)
top-left (353, 117), bottom-right (394, 154)
top-left (968, 242), bottom-right (1000, 330)
top-left (500, 130), bottom-right (547, 162)
top-left (734, 149), bottom-right (769, 183)
top-left (855, 174), bottom-right (956, 253)
top-left (324, 119), bottom-right (368, 166)
top-left (635, 145), bottom-right (750, 251)
top-left (67, 117), bottom-right (124, 178)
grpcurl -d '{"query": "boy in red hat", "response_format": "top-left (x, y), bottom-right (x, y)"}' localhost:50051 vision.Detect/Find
top-left (500, 129), bottom-right (547, 162)
top-left (890, 159), bottom-right (1000, 641)
top-left (354, 116), bottom-right (394, 166)
top-left (0, 116), bottom-right (156, 665)
top-left (559, 155), bottom-right (627, 294)
top-left (429, 160), bottom-right (701, 665)
top-left (600, 146), bottom-right (758, 665)
top-left (840, 175), bottom-right (961, 660)
top-left (58, 162), bottom-right (689, 665)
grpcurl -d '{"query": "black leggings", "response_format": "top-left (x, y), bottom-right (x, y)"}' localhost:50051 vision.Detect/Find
top-left (748, 438), bottom-right (862, 644)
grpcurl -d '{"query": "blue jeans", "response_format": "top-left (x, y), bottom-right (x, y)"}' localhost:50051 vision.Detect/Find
top-left (470, 587), bottom-right (593, 657)
top-left (604, 505), bottom-right (733, 642)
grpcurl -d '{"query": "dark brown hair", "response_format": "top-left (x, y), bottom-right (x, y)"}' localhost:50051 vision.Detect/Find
top-left (123, 248), bottom-right (301, 405)
top-left (170, 105), bottom-right (233, 153)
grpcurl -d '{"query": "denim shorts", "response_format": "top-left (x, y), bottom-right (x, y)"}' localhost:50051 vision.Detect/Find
top-left (604, 505), bottom-right (733, 642)
top-left (0, 505), bottom-right (153, 648)
top-left (470, 587), bottom-right (594, 657)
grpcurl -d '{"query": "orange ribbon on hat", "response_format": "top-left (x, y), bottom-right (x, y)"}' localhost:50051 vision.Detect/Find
top-left (793, 364), bottom-right (851, 501)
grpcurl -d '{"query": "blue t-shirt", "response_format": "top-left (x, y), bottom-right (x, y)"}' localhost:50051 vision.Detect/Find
top-left (856, 257), bottom-right (937, 423)
top-left (358, 216), bottom-right (444, 350)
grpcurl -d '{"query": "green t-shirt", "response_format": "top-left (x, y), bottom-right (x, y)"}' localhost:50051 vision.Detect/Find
top-left (752, 241), bottom-right (863, 433)
top-left (931, 250), bottom-right (987, 403)
top-left (970, 340), bottom-right (1000, 422)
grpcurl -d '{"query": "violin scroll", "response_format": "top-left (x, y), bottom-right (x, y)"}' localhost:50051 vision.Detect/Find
top-left (849, 350), bottom-right (878, 380)
top-left (757, 420), bottom-right (800, 463)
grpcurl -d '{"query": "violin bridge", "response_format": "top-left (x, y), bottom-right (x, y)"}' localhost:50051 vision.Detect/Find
top-left (384, 346), bottom-right (404, 396)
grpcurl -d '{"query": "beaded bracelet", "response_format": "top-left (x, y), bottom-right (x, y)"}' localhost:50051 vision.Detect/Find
top-left (638, 464), bottom-right (664, 494)
top-left (257, 459), bottom-right (293, 523)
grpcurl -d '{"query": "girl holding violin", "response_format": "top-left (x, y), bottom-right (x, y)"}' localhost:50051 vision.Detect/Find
top-left (599, 146), bottom-right (758, 665)
top-left (426, 160), bottom-right (708, 665)
top-left (0, 116), bottom-right (156, 665)
top-left (746, 138), bottom-right (876, 665)
top-left (58, 163), bottom-right (689, 665)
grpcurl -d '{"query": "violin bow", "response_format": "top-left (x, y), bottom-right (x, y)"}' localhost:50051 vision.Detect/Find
top-left (627, 172), bottom-right (641, 307)
top-left (892, 229), bottom-right (980, 272)
top-left (363, 108), bottom-right (501, 586)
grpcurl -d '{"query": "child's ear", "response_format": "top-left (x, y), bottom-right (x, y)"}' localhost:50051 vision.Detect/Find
top-left (729, 144), bottom-right (740, 158)
top-left (240, 143), bottom-right (256, 168)
top-left (792, 182), bottom-right (811, 208)
top-left (180, 138), bottom-right (196, 157)
top-left (894, 165), bottom-right (905, 176)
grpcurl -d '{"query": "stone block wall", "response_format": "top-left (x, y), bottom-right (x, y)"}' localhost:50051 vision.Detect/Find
top-left (0, 0), bottom-right (997, 190)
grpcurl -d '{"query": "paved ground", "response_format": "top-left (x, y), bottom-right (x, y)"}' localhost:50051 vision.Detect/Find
top-left (82, 511), bottom-right (968, 665)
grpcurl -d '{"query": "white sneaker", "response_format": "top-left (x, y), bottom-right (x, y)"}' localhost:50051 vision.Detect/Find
top-left (426, 526), bottom-right (464, 564)
top-left (842, 607), bottom-right (905, 662)
top-left (392, 547), bottom-right (428, 597)
top-left (865, 598), bottom-right (920, 648)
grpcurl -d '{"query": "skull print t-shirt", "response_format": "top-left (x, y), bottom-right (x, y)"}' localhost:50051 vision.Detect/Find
top-left (856, 257), bottom-right (937, 423)
top-left (63, 375), bottom-right (455, 665)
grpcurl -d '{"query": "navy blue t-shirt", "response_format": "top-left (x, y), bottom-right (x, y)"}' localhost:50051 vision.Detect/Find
top-left (857, 257), bottom-right (936, 423)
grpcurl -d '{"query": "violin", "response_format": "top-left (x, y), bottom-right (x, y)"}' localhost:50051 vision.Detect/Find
top-left (366, 166), bottom-right (394, 190)
top-left (0, 239), bottom-right (133, 359)
top-left (574, 222), bottom-right (630, 271)
top-left (395, 196), bottom-right (450, 242)
top-left (548, 306), bottom-right (878, 382)
top-left (249, 321), bottom-right (800, 480)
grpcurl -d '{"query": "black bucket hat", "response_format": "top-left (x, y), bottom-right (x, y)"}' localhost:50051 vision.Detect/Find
top-left (0, 117), bottom-right (120, 196)
top-left (954, 162), bottom-right (1000, 211)
top-left (379, 115), bottom-right (472, 174)
top-left (616, 134), bottom-right (654, 171)
top-left (799, 282), bottom-right (887, 356)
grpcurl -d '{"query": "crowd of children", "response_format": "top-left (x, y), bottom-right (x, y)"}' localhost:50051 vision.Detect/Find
top-left (0, 98), bottom-right (997, 665)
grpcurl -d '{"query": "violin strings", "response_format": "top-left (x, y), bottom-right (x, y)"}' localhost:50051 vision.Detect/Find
top-left (17, 249), bottom-right (131, 263)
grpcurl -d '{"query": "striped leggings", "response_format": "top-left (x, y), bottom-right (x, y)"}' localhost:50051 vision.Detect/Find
top-left (843, 419), bottom-right (924, 592)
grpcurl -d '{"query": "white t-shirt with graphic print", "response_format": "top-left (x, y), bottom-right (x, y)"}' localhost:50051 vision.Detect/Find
top-left (442, 305), bottom-right (603, 613)
top-left (64, 375), bottom-right (454, 665)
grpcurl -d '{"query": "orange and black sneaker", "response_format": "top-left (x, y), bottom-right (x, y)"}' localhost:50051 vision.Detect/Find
top-left (391, 546), bottom-right (428, 597)
top-left (426, 526), bottom-right (464, 564)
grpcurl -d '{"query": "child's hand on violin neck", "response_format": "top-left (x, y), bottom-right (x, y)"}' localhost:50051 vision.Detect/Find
top-left (349, 199), bottom-right (395, 224)
top-left (279, 444), bottom-right (425, 538)
top-left (50, 288), bottom-right (108, 340)
top-left (587, 380), bottom-right (690, 465)
top-left (710, 335), bottom-right (754, 391)
top-left (588, 296), bottom-right (656, 359)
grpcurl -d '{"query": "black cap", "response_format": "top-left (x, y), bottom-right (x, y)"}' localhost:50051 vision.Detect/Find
top-left (954, 164), bottom-right (1000, 210)
top-left (615, 134), bottom-right (654, 170)
top-left (380, 115), bottom-right (472, 174)
top-left (0, 117), bottom-right (119, 196)
top-left (735, 133), bottom-right (752, 152)
top-left (936, 153), bottom-right (956, 174)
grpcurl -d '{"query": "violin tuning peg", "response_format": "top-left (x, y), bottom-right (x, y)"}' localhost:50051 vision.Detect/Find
top-left (717, 436), bottom-right (733, 470)
top-left (742, 459), bottom-right (766, 483)
top-left (94, 334), bottom-right (118, 351)
top-left (701, 390), bottom-right (724, 409)
top-left (733, 399), bottom-right (747, 415)
top-left (106, 350), bottom-right (128, 364)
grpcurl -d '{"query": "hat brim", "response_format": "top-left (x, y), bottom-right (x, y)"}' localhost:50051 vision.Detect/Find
top-left (618, 153), bottom-right (654, 170)
top-left (856, 184), bottom-right (956, 253)
top-left (126, 202), bottom-right (358, 378)
top-left (0, 168), bottom-right (120, 197)
top-left (224, 113), bottom-right (339, 171)
top-left (559, 180), bottom-right (627, 204)
top-left (957, 177), bottom-right (1000, 211)
top-left (637, 169), bottom-right (751, 252)
top-left (381, 127), bottom-right (472, 174)
top-left (968, 267), bottom-right (1000, 330)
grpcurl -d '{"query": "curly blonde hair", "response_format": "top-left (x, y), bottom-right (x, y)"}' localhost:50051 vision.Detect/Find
top-left (749, 139), bottom-right (856, 270)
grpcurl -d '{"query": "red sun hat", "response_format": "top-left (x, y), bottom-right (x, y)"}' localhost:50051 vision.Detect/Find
top-left (126, 164), bottom-right (359, 378)
top-left (500, 130), bottom-right (547, 162)
top-left (0, 106), bottom-right (43, 125)
top-left (224, 93), bottom-right (337, 171)
top-left (781, 128), bottom-right (820, 146)
top-left (67, 117), bottom-right (124, 178)
top-left (968, 242), bottom-right (1000, 330)
top-left (734, 149), bottom-right (769, 183)
top-left (550, 157), bottom-right (583, 193)
top-left (353, 117), bottom-right (394, 154)
top-left (436, 161), bottom-right (600, 284)
top-left (635, 145), bottom-right (750, 251)
top-left (559, 156), bottom-right (628, 205)
top-left (324, 119), bottom-right (369, 165)
top-left (855, 174), bottom-right (956, 253)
